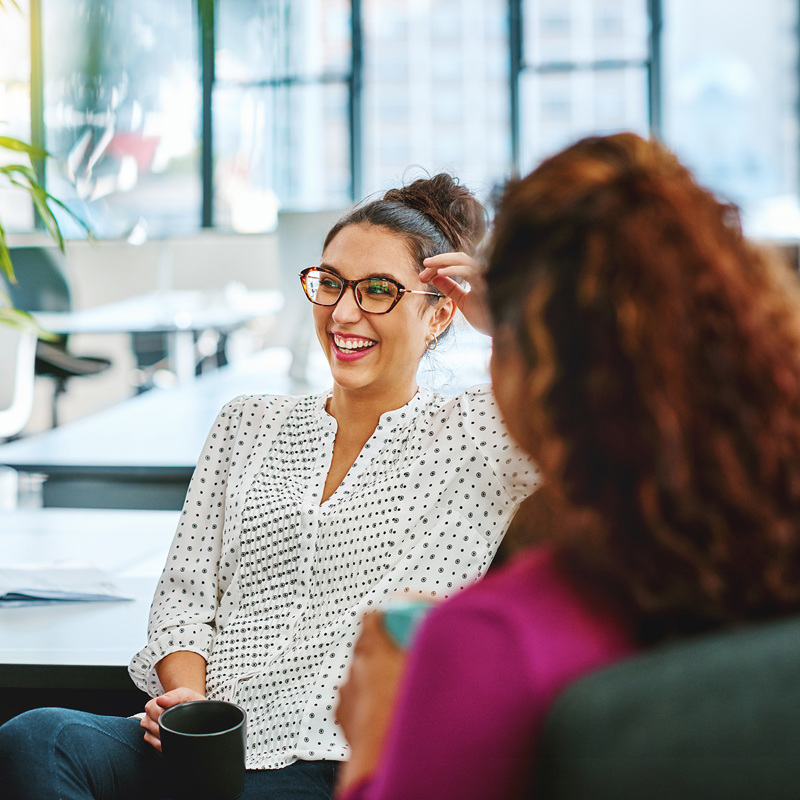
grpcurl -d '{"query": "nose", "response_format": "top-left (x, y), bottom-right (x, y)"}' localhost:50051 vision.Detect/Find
top-left (331, 284), bottom-right (363, 324)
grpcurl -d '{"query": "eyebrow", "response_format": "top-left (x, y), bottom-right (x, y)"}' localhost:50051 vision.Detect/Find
top-left (317, 263), bottom-right (398, 282)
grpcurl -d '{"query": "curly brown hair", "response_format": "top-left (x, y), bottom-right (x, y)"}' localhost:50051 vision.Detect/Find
top-left (487, 133), bottom-right (800, 642)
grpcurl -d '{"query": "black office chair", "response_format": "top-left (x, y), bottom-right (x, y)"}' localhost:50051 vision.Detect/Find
top-left (4, 246), bottom-right (112, 427)
top-left (535, 614), bottom-right (800, 800)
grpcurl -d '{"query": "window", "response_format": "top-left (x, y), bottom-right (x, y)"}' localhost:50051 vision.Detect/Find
top-left (214, 0), bottom-right (353, 226)
top-left (1, 0), bottom-right (658, 236)
top-left (41, 0), bottom-right (200, 238)
top-left (2, 0), bottom-right (355, 237)
top-left (14, 1), bottom-right (799, 244)
top-left (517, 0), bottom-right (651, 173)
top-left (363, 0), bottom-right (510, 200)
top-left (0, 0), bottom-right (34, 230)
top-left (661, 0), bottom-right (799, 237)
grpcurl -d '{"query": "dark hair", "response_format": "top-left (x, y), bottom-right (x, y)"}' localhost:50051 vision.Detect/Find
top-left (487, 132), bottom-right (800, 643)
top-left (324, 173), bottom-right (487, 306)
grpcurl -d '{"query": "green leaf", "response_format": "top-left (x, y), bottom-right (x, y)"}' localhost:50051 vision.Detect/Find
top-left (0, 163), bottom-right (38, 182)
top-left (6, 183), bottom-right (92, 256)
top-left (0, 135), bottom-right (48, 160)
top-left (0, 298), bottom-right (57, 339)
top-left (4, 175), bottom-right (65, 250)
top-left (0, 128), bottom-right (95, 332)
top-left (42, 191), bottom-right (94, 238)
top-left (0, 219), bottom-right (13, 282)
top-left (28, 185), bottom-right (66, 251)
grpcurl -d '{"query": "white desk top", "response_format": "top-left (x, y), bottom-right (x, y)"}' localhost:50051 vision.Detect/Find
top-left (33, 289), bottom-right (283, 335)
top-left (0, 508), bottom-right (177, 669)
top-left (0, 348), bottom-right (330, 475)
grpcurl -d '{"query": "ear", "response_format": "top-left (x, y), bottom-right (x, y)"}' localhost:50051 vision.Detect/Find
top-left (429, 296), bottom-right (457, 339)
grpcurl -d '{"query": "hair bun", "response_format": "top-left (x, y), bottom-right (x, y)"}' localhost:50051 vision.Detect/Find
top-left (382, 173), bottom-right (487, 255)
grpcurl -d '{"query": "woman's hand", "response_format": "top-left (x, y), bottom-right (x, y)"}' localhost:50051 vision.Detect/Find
top-left (336, 612), bottom-right (408, 794)
top-left (419, 252), bottom-right (491, 336)
top-left (141, 687), bottom-right (206, 753)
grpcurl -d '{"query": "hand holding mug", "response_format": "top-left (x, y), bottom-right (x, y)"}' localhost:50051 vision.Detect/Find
top-left (141, 687), bottom-right (206, 753)
top-left (336, 609), bottom-right (417, 794)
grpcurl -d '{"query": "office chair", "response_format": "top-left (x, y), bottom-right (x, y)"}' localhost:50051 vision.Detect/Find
top-left (4, 246), bottom-right (112, 427)
top-left (0, 327), bottom-right (36, 439)
top-left (535, 614), bottom-right (800, 800)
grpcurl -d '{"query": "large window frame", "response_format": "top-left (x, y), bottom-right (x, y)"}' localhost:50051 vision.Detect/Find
top-left (19, 0), bottom-right (662, 233)
top-left (508, 0), bottom-right (661, 176)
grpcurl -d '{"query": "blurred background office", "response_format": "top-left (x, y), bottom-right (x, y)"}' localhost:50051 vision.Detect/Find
top-left (0, 0), bottom-right (798, 437)
top-left (1, 0), bottom-right (799, 726)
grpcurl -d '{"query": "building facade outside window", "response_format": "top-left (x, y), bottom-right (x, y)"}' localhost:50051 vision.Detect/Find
top-left (1, 0), bottom-right (798, 240)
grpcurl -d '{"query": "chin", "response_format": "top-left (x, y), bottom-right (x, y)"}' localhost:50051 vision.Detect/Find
top-left (329, 364), bottom-right (372, 390)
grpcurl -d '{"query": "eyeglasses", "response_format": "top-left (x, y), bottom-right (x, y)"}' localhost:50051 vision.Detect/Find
top-left (299, 267), bottom-right (442, 315)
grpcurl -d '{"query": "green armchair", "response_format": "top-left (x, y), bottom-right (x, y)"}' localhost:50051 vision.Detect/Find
top-left (536, 614), bottom-right (800, 799)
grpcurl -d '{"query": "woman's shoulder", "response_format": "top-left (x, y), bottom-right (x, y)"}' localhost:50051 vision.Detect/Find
top-left (424, 382), bottom-right (494, 404)
top-left (427, 547), bottom-right (633, 655)
top-left (418, 383), bottom-right (497, 421)
top-left (216, 391), bottom-right (328, 419)
top-left (433, 547), bottom-right (562, 612)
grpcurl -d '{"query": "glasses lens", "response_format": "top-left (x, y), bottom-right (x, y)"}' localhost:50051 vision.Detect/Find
top-left (304, 270), bottom-right (343, 305)
top-left (356, 278), bottom-right (399, 313)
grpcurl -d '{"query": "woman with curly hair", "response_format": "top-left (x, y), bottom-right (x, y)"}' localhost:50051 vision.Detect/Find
top-left (335, 132), bottom-right (800, 800)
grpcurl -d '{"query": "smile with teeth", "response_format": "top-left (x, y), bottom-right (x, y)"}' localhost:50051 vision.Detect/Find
top-left (332, 334), bottom-right (377, 353)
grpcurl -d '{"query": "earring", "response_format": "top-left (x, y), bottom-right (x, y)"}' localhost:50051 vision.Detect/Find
top-left (426, 334), bottom-right (438, 351)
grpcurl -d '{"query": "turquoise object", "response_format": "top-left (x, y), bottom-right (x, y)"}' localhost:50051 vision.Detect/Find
top-left (382, 600), bottom-right (435, 647)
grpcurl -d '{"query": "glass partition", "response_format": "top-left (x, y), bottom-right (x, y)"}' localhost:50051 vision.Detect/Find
top-left (41, 0), bottom-right (201, 238)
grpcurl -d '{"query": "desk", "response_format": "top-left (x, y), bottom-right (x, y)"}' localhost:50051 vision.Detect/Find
top-left (0, 348), bottom-right (329, 509)
top-left (0, 330), bottom-right (491, 510)
top-left (0, 508), bottom-right (177, 720)
top-left (33, 289), bottom-right (283, 383)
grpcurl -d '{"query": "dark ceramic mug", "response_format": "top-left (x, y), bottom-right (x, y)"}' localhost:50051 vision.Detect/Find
top-left (159, 700), bottom-right (247, 800)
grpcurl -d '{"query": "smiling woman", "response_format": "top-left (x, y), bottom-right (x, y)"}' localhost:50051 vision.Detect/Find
top-left (308, 223), bottom-right (453, 410)
top-left (0, 173), bottom-right (539, 800)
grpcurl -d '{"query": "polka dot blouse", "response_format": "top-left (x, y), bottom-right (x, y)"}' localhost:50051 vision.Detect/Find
top-left (128, 385), bottom-right (538, 770)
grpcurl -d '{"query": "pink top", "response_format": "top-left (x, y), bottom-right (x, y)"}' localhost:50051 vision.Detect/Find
top-left (340, 547), bottom-right (637, 800)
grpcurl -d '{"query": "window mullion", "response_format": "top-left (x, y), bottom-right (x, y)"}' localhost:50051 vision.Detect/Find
top-left (30, 0), bottom-right (45, 208)
top-left (509, 0), bottom-right (523, 177)
top-left (647, 0), bottom-right (663, 138)
top-left (349, 0), bottom-right (363, 203)
top-left (198, 0), bottom-right (214, 228)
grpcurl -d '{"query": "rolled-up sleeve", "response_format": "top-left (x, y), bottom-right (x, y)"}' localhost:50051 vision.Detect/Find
top-left (128, 396), bottom-right (246, 696)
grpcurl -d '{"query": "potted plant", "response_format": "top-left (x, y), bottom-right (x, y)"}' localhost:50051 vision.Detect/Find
top-left (0, 1), bottom-right (90, 332)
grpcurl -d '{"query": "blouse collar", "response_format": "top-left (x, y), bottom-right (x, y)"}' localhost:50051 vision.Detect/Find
top-left (314, 386), bottom-right (432, 438)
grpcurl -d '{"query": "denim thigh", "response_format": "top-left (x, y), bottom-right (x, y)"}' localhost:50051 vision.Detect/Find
top-left (0, 707), bottom-right (165, 800)
top-left (0, 707), bottom-right (339, 800)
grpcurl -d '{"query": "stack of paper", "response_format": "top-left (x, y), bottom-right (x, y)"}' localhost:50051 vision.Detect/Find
top-left (0, 566), bottom-right (133, 606)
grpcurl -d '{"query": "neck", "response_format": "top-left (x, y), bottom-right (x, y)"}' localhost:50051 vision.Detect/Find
top-left (327, 379), bottom-right (419, 432)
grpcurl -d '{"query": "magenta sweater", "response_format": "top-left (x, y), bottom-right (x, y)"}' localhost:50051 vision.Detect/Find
top-left (340, 547), bottom-right (636, 800)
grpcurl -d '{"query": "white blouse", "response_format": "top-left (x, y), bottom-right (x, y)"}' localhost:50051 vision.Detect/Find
top-left (129, 386), bottom-right (538, 769)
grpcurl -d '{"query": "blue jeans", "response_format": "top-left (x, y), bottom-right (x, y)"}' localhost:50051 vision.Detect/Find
top-left (0, 707), bottom-right (339, 800)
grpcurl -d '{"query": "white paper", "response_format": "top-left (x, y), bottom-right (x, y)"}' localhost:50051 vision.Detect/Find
top-left (0, 565), bottom-right (133, 606)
